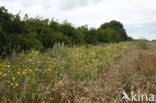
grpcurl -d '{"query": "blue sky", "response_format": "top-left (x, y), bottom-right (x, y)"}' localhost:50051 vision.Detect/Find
top-left (1, 0), bottom-right (156, 40)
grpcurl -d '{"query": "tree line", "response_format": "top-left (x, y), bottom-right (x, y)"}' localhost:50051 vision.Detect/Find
top-left (0, 6), bottom-right (133, 56)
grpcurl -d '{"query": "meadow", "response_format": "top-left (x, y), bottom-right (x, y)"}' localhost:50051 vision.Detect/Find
top-left (0, 42), bottom-right (134, 103)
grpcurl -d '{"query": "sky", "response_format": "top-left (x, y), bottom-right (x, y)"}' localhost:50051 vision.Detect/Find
top-left (0, 0), bottom-right (156, 40)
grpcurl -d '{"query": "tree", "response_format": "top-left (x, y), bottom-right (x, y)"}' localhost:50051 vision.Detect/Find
top-left (100, 20), bottom-right (128, 42)
top-left (60, 22), bottom-right (84, 44)
top-left (21, 32), bottom-right (43, 50)
top-left (85, 28), bottom-right (98, 44)
top-left (0, 6), bottom-right (132, 57)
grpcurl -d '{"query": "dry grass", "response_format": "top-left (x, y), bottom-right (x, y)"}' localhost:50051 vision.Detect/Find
top-left (1, 42), bottom-right (156, 103)
top-left (136, 40), bottom-right (151, 50)
top-left (0, 42), bottom-right (133, 103)
top-left (53, 42), bottom-right (156, 103)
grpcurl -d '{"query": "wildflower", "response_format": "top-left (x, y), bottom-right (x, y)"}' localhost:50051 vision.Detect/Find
top-left (2, 74), bottom-right (7, 77)
top-left (21, 88), bottom-right (24, 91)
top-left (0, 72), bottom-right (2, 75)
top-left (29, 69), bottom-right (32, 72)
top-left (13, 86), bottom-right (16, 88)
top-left (48, 68), bottom-right (52, 72)
top-left (49, 64), bottom-right (53, 68)
top-left (18, 68), bottom-right (21, 71)
top-left (96, 67), bottom-right (98, 70)
top-left (10, 83), bottom-right (14, 86)
top-left (55, 71), bottom-right (58, 74)
top-left (91, 52), bottom-right (96, 56)
top-left (75, 54), bottom-right (79, 59)
top-left (17, 72), bottom-right (20, 74)
top-left (15, 83), bottom-right (19, 87)
top-left (22, 71), bottom-right (26, 75)
top-left (34, 50), bottom-right (39, 55)
top-left (12, 77), bottom-right (15, 80)
top-left (26, 77), bottom-right (29, 81)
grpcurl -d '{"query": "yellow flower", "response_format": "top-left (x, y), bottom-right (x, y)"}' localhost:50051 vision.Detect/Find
top-left (10, 83), bottom-right (14, 86)
top-left (12, 77), bottom-right (15, 80)
top-left (29, 69), bottom-right (32, 72)
top-left (75, 54), bottom-right (79, 59)
top-left (49, 65), bottom-right (53, 68)
top-left (48, 68), bottom-right (52, 72)
top-left (2, 74), bottom-right (7, 77)
top-left (0, 72), bottom-right (2, 75)
top-left (91, 52), bottom-right (96, 56)
top-left (17, 72), bottom-right (20, 74)
top-left (26, 77), bottom-right (29, 81)
top-left (34, 50), bottom-right (39, 55)
top-left (15, 83), bottom-right (19, 87)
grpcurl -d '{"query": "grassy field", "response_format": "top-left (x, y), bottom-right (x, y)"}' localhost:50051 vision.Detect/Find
top-left (1, 41), bottom-right (156, 103)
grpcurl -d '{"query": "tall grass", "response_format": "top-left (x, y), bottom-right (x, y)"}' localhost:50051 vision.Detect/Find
top-left (136, 39), bottom-right (150, 50)
top-left (0, 42), bottom-right (133, 103)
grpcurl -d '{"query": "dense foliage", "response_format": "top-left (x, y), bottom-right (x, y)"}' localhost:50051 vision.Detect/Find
top-left (0, 6), bottom-right (132, 56)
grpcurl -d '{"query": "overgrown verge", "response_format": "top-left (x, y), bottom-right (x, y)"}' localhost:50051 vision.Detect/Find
top-left (0, 42), bottom-right (133, 103)
top-left (136, 39), bottom-right (151, 50)
top-left (120, 41), bottom-right (156, 103)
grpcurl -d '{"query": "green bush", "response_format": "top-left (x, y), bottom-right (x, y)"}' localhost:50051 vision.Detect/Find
top-left (0, 6), bottom-right (132, 57)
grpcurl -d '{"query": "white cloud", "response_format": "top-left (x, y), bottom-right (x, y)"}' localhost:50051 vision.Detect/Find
top-left (131, 32), bottom-right (156, 40)
top-left (0, 0), bottom-right (156, 40)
